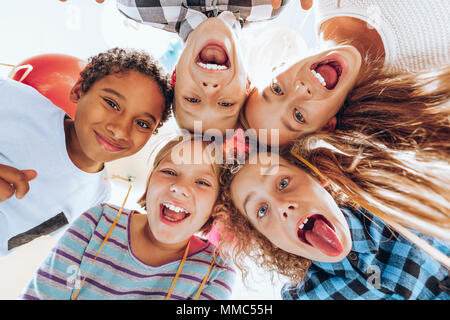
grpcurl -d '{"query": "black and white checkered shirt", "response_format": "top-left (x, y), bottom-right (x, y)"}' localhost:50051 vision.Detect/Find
top-left (116, 0), bottom-right (291, 41)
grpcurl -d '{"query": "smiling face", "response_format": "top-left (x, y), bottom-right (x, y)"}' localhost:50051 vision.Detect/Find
top-left (245, 46), bottom-right (362, 145)
top-left (70, 70), bottom-right (165, 169)
top-left (145, 140), bottom-right (220, 245)
top-left (230, 154), bottom-right (352, 262)
top-left (174, 17), bottom-right (248, 134)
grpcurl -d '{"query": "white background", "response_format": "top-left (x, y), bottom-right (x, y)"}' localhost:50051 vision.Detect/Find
top-left (0, 0), bottom-right (317, 300)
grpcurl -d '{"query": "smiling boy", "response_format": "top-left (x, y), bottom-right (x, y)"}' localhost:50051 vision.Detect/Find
top-left (0, 48), bottom-right (173, 257)
top-left (116, 0), bottom-right (291, 134)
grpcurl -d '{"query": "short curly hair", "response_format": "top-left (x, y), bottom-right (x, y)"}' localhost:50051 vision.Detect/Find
top-left (79, 47), bottom-right (173, 134)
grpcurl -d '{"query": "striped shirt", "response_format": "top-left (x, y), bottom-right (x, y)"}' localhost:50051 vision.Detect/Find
top-left (21, 204), bottom-right (236, 300)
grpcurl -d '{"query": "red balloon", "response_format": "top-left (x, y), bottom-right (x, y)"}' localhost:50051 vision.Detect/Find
top-left (9, 54), bottom-right (87, 119)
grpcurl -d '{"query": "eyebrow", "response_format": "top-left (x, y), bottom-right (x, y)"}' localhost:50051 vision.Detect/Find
top-left (101, 88), bottom-right (126, 101)
top-left (102, 88), bottom-right (157, 124)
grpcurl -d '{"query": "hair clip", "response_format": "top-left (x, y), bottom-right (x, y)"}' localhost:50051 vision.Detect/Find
top-left (171, 68), bottom-right (176, 88)
top-left (229, 164), bottom-right (242, 175)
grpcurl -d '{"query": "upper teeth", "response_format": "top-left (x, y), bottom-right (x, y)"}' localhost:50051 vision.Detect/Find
top-left (298, 218), bottom-right (309, 230)
top-left (197, 61), bottom-right (228, 70)
top-left (311, 69), bottom-right (327, 87)
top-left (163, 203), bottom-right (189, 214)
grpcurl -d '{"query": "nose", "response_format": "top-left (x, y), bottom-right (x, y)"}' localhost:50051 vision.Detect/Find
top-left (169, 183), bottom-right (190, 198)
top-left (105, 120), bottom-right (129, 141)
top-left (201, 81), bottom-right (220, 92)
top-left (278, 200), bottom-right (298, 220)
top-left (294, 80), bottom-right (312, 98)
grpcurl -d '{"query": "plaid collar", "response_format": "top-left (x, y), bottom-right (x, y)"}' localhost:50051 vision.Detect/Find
top-left (310, 208), bottom-right (380, 277)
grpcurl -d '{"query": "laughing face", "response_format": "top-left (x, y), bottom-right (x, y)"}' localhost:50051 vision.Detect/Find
top-left (69, 71), bottom-right (165, 171)
top-left (245, 46), bottom-right (362, 145)
top-left (230, 154), bottom-right (352, 262)
top-left (145, 140), bottom-right (220, 245)
top-left (173, 16), bottom-right (248, 134)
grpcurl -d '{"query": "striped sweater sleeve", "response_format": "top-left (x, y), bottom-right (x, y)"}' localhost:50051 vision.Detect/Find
top-left (20, 205), bottom-right (105, 300)
top-left (199, 262), bottom-right (236, 300)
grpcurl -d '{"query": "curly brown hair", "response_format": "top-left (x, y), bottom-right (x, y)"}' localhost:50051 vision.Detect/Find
top-left (79, 47), bottom-right (173, 134)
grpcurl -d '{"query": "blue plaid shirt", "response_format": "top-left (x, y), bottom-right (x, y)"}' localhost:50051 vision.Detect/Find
top-left (281, 208), bottom-right (450, 300)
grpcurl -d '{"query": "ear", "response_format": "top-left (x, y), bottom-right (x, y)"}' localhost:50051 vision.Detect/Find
top-left (321, 116), bottom-right (337, 133)
top-left (69, 80), bottom-right (83, 104)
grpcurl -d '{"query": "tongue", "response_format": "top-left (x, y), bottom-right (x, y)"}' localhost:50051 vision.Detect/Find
top-left (316, 64), bottom-right (338, 89)
top-left (200, 45), bottom-right (228, 65)
top-left (163, 207), bottom-right (185, 221)
top-left (305, 218), bottom-right (343, 257)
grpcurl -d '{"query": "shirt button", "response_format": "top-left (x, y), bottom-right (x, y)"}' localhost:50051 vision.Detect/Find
top-left (348, 252), bottom-right (358, 261)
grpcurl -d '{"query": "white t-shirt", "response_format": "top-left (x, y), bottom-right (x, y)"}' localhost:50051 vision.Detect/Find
top-left (314, 0), bottom-right (450, 73)
top-left (0, 78), bottom-right (111, 257)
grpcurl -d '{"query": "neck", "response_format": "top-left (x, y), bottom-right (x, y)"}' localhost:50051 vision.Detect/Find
top-left (131, 213), bottom-right (191, 266)
top-left (64, 118), bottom-right (103, 173)
top-left (319, 16), bottom-right (385, 75)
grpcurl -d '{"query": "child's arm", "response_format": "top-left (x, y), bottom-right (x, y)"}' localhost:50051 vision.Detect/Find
top-left (20, 205), bottom-right (105, 300)
top-left (0, 164), bottom-right (37, 202)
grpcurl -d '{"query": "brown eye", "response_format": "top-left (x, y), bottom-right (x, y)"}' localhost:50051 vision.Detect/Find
top-left (104, 98), bottom-right (119, 110)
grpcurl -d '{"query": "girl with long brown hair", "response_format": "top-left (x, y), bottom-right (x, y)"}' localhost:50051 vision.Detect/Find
top-left (216, 140), bottom-right (449, 299)
top-left (241, 0), bottom-right (450, 146)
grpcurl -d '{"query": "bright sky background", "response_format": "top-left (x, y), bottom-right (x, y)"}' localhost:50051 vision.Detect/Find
top-left (0, 0), bottom-right (317, 299)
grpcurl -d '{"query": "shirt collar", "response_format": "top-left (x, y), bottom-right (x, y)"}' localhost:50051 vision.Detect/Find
top-left (310, 207), bottom-right (380, 276)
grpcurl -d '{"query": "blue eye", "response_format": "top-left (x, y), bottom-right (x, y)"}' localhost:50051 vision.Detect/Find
top-left (270, 79), bottom-right (284, 95)
top-left (162, 169), bottom-right (176, 176)
top-left (257, 205), bottom-right (268, 218)
top-left (279, 177), bottom-right (289, 190)
top-left (185, 97), bottom-right (200, 103)
top-left (104, 98), bottom-right (119, 110)
top-left (294, 109), bottom-right (305, 123)
top-left (197, 180), bottom-right (211, 187)
top-left (218, 102), bottom-right (234, 107)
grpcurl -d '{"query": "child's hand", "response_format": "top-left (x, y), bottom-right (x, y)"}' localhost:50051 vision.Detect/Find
top-left (271, 0), bottom-right (313, 10)
top-left (0, 164), bottom-right (37, 202)
top-left (300, 0), bottom-right (313, 10)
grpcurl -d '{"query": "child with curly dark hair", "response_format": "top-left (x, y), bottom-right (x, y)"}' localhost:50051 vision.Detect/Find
top-left (0, 47), bottom-right (173, 257)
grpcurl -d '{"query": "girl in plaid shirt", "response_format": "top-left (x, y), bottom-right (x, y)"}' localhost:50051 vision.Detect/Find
top-left (217, 143), bottom-right (449, 300)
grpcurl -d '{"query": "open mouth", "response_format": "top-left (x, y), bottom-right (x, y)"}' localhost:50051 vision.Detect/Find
top-left (310, 59), bottom-right (343, 90)
top-left (297, 214), bottom-right (343, 257)
top-left (196, 43), bottom-right (230, 71)
top-left (160, 202), bottom-right (191, 224)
